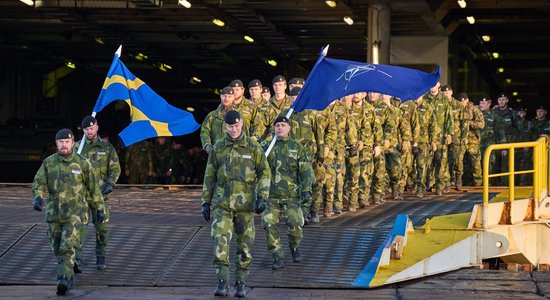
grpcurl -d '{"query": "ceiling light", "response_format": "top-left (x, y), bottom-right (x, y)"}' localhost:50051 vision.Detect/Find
top-left (516, 98), bottom-right (522, 103)
top-left (135, 53), bottom-right (148, 61)
top-left (492, 52), bottom-right (499, 59)
top-left (481, 35), bottom-right (491, 42)
top-left (498, 68), bottom-right (504, 73)
top-left (65, 61), bottom-right (76, 69)
top-left (505, 78), bottom-right (512, 84)
top-left (191, 76), bottom-right (202, 83)
top-left (178, 0), bottom-right (191, 8)
top-left (343, 16), bottom-right (354, 25)
top-left (457, 0), bottom-right (467, 8)
top-left (466, 16), bottom-right (475, 24)
top-left (95, 37), bottom-right (104, 45)
top-left (158, 63), bottom-right (172, 72)
top-left (186, 107), bottom-right (195, 112)
top-left (212, 19), bottom-right (225, 27)
top-left (325, 1), bottom-right (337, 8)
top-left (267, 59), bottom-right (277, 67)
top-left (512, 92), bottom-right (518, 96)
top-left (244, 35), bottom-right (254, 43)
top-left (19, 0), bottom-right (34, 6)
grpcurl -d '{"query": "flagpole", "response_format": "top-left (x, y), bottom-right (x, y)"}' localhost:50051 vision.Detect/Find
top-left (264, 45), bottom-right (329, 157)
top-left (77, 45), bottom-right (122, 155)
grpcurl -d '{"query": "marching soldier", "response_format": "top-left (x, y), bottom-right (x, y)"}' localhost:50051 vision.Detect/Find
top-left (479, 97), bottom-right (505, 186)
top-left (230, 79), bottom-right (256, 136)
top-left (200, 86), bottom-right (235, 154)
top-left (248, 79), bottom-right (263, 104)
top-left (493, 94), bottom-right (519, 185)
top-left (413, 97), bottom-right (437, 197)
top-left (252, 75), bottom-right (290, 142)
top-left (456, 93), bottom-right (484, 187)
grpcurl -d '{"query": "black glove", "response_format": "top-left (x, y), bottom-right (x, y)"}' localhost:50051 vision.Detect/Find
top-left (100, 182), bottom-right (113, 195)
top-left (348, 144), bottom-right (358, 157)
top-left (201, 203), bottom-right (211, 221)
top-left (300, 192), bottom-right (312, 204)
top-left (316, 153), bottom-right (324, 167)
top-left (33, 197), bottom-right (43, 211)
top-left (96, 210), bottom-right (105, 223)
top-left (254, 196), bottom-right (268, 214)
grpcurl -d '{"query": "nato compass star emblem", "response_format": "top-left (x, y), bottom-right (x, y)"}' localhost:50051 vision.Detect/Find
top-left (336, 64), bottom-right (392, 89)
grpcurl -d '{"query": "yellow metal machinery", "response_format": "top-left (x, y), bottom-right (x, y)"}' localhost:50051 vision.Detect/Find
top-left (359, 136), bottom-right (550, 288)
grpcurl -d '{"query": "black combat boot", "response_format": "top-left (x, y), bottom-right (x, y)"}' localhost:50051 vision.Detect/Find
top-left (214, 279), bottom-right (228, 296)
top-left (310, 210), bottom-right (320, 223)
top-left (234, 281), bottom-right (246, 298)
top-left (272, 256), bottom-right (284, 270)
top-left (56, 278), bottom-right (69, 296)
top-left (290, 248), bottom-right (302, 263)
top-left (73, 259), bottom-right (83, 273)
top-left (96, 256), bottom-right (106, 270)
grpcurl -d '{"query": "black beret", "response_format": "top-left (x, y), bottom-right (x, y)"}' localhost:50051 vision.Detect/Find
top-left (224, 110), bottom-right (241, 125)
top-left (289, 77), bottom-right (305, 85)
top-left (274, 116), bottom-right (291, 125)
top-left (221, 86), bottom-right (234, 95)
top-left (261, 86), bottom-right (271, 94)
top-left (517, 106), bottom-right (527, 112)
top-left (289, 86), bottom-right (302, 96)
top-left (497, 93), bottom-right (508, 99)
top-left (229, 79), bottom-right (244, 88)
top-left (537, 106), bottom-right (547, 111)
top-left (248, 79), bottom-right (262, 88)
top-left (456, 92), bottom-right (468, 101)
top-left (81, 115), bottom-right (97, 129)
top-left (441, 84), bottom-right (452, 92)
top-left (272, 75), bottom-right (286, 84)
top-left (55, 128), bottom-right (74, 140)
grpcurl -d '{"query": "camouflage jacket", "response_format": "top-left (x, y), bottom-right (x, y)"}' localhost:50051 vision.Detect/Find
top-left (399, 100), bottom-right (420, 144)
top-left (312, 108), bottom-right (337, 162)
top-left (232, 97), bottom-right (257, 136)
top-left (328, 100), bottom-right (357, 152)
top-left (493, 107), bottom-right (519, 143)
top-left (462, 102), bottom-right (485, 142)
top-left (200, 104), bottom-right (231, 148)
top-left (423, 91), bottom-right (453, 143)
top-left (265, 136), bottom-right (314, 200)
top-left (32, 152), bottom-right (105, 222)
top-left (253, 95), bottom-right (291, 142)
top-left (374, 101), bottom-right (401, 149)
top-left (532, 118), bottom-right (550, 140)
top-left (449, 97), bottom-right (469, 143)
top-left (415, 100), bottom-right (437, 144)
top-left (517, 118), bottom-right (532, 142)
top-left (202, 133), bottom-right (271, 212)
top-left (124, 139), bottom-right (153, 173)
top-left (75, 136), bottom-right (121, 187)
top-left (481, 109), bottom-right (506, 146)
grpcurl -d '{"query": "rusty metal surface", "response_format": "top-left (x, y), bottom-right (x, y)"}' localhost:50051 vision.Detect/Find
top-left (0, 186), bottom-right (483, 288)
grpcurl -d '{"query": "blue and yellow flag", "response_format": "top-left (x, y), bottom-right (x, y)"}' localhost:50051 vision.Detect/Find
top-left (94, 50), bottom-right (200, 146)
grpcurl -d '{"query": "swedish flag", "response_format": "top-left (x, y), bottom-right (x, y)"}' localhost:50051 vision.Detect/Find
top-left (94, 49), bottom-right (200, 146)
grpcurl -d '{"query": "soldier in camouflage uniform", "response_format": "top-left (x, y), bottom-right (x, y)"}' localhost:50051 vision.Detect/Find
top-left (342, 94), bottom-right (363, 210)
top-left (230, 79), bottom-right (256, 137)
top-left (479, 97), bottom-right (505, 186)
top-left (398, 99), bottom-right (419, 195)
top-left (325, 97), bottom-right (356, 214)
top-left (168, 138), bottom-right (193, 184)
top-left (369, 92), bottom-right (390, 204)
top-left (441, 85), bottom-right (468, 191)
top-left (515, 107), bottom-right (532, 185)
top-left (124, 139), bottom-right (154, 184)
top-left (260, 86), bottom-right (271, 102)
top-left (456, 93), bottom-right (484, 187)
top-left (201, 110), bottom-right (271, 298)
top-left (74, 116), bottom-right (121, 271)
top-left (261, 116), bottom-right (314, 270)
top-left (423, 82), bottom-right (453, 195)
top-left (200, 86), bottom-right (235, 154)
top-left (288, 77), bottom-right (305, 90)
top-left (32, 128), bottom-right (106, 296)
top-left (353, 92), bottom-right (382, 206)
top-left (413, 97), bottom-right (437, 197)
top-left (310, 107), bottom-right (337, 221)
top-left (252, 75), bottom-right (291, 143)
top-left (532, 106), bottom-right (550, 138)
top-left (152, 136), bottom-right (171, 184)
top-left (493, 94), bottom-right (519, 185)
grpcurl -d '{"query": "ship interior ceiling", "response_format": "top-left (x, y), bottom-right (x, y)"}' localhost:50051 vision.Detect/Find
top-left (0, 0), bottom-right (549, 179)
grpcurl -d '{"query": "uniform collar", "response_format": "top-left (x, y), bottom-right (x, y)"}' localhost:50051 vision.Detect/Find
top-left (57, 151), bottom-right (75, 162)
top-left (224, 132), bottom-right (246, 146)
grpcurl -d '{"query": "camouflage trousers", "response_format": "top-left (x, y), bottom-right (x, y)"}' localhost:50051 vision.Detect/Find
top-left (414, 143), bottom-right (431, 192)
top-left (312, 161), bottom-right (327, 213)
top-left (261, 199), bottom-right (304, 259)
top-left (428, 144), bottom-right (448, 190)
top-left (211, 208), bottom-right (255, 282)
top-left (76, 201), bottom-right (110, 261)
top-left (325, 149), bottom-right (345, 211)
top-left (385, 148), bottom-right (402, 192)
top-left (371, 153), bottom-right (387, 199)
top-left (358, 148), bottom-right (374, 201)
top-left (301, 156), bottom-right (315, 218)
top-left (344, 154), bottom-right (360, 207)
top-left (399, 148), bottom-right (414, 193)
top-left (48, 219), bottom-right (82, 282)
top-left (447, 142), bottom-right (461, 185)
top-left (460, 141), bottom-right (482, 185)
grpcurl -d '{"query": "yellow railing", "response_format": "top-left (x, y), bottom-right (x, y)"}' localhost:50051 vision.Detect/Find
top-left (482, 136), bottom-right (549, 228)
